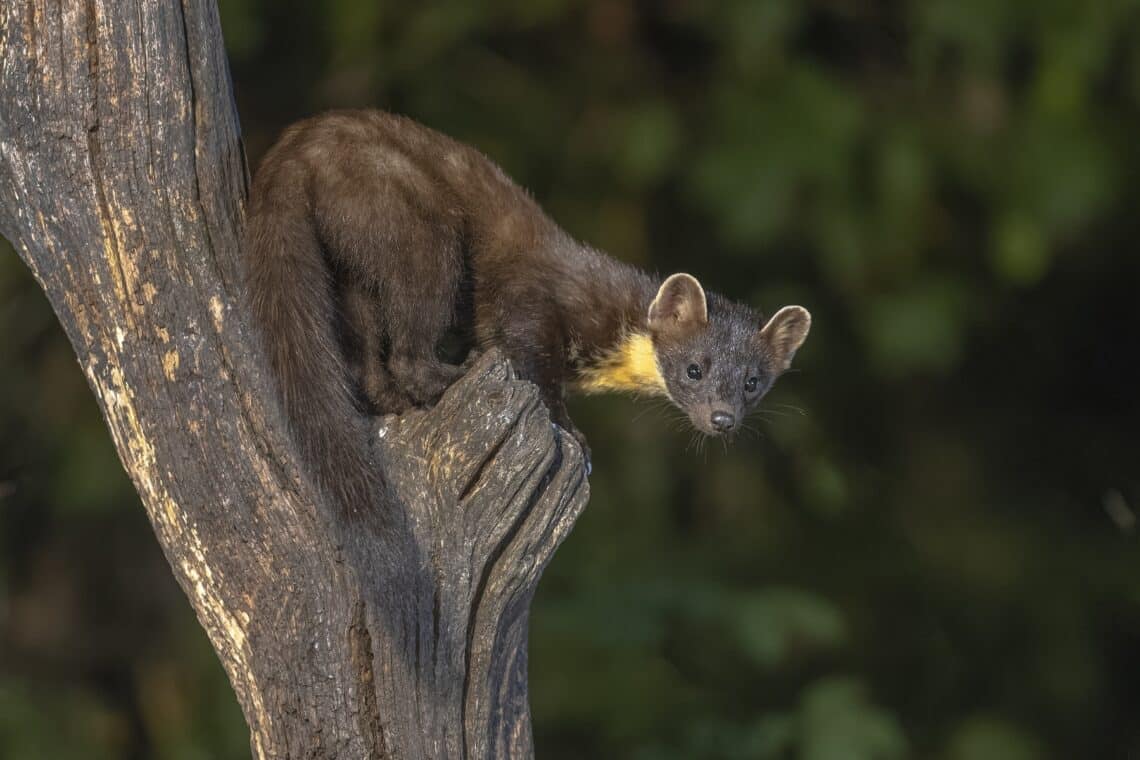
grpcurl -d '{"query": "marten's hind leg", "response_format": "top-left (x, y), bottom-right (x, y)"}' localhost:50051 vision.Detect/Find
top-left (377, 224), bottom-right (466, 405)
top-left (318, 181), bottom-right (466, 408)
top-left (342, 287), bottom-right (413, 414)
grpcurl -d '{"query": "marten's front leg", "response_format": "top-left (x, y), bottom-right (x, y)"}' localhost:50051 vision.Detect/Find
top-left (500, 325), bottom-right (592, 469)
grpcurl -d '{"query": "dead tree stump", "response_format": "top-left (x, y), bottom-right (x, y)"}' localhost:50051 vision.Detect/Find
top-left (0, 1), bottom-right (589, 756)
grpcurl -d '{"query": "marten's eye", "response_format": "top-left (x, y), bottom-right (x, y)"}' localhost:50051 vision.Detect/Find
top-left (686, 364), bottom-right (702, 380)
top-left (745, 377), bottom-right (759, 393)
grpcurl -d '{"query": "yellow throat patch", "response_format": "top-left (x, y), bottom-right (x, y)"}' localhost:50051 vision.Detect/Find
top-left (574, 332), bottom-right (667, 396)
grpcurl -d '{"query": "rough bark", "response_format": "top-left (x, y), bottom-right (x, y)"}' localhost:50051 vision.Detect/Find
top-left (0, 1), bottom-right (588, 757)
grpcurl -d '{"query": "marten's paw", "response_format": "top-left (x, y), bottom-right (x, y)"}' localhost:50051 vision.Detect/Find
top-left (388, 357), bottom-right (465, 406)
top-left (362, 369), bottom-right (415, 416)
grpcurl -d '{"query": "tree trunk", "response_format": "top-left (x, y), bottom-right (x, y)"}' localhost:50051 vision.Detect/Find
top-left (0, 2), bottom-right (588, 757)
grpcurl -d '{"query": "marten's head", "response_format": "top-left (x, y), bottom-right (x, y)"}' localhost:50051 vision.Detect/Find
top-left (647, 273), bottom-right (811, 436)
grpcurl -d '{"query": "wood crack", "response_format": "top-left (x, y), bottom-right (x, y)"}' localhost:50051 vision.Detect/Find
top-left (460, 425), bottom-right (564, 759)
top-left (350, 600), bottom-right (389, 759)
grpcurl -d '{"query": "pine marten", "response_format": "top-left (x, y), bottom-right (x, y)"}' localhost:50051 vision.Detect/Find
top-left (243, 110), bottom-right (811, 512)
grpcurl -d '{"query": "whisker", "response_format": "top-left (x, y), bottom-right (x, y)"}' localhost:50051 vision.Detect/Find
top-left (631, 406), bottom-right (654, 424)
top-left (685, 431), bottom-right (700, 454)
top-left (696, 433), bottom-right (711, 461)
top-left (769, 402), bottom-right (807, 416)
top-left (751, 408), bottom-right (794, 420)
top-left (739, 423), bottom-right (766, 442)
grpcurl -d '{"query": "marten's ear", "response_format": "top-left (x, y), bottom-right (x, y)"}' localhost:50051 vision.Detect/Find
top-left (648, 273), bottom-right (708, 335)
top-left (760, 305), bottom-right (811, 371)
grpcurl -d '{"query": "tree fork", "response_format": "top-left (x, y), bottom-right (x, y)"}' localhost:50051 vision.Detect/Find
top-left (0, 1), bottom-right (588, 757)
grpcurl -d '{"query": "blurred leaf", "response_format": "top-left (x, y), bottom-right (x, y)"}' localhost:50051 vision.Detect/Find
top-left (618, 102), bottom-right (682, 188)
top-left (690, 67), bottom-right (863, 247)
top-left (991, 212), bottom-right (1049, 285)
top-left (864, 280), bottom-right (969, 377)
top-left (733, 587), bottom-right (847, 668)
top-left (914, 0), bottom-right (1018, 76)
top-left (0, 679), bottom-right (121, 760)
top-left (721, 0), bottom-right (801, 72)
top-left (746, 713), bottom-right (797, 759)
top-left (944, 716), bottom-right (1047, 760)
top-left (1008, 118), bottom-right (1114, 233)
top-left (799, 678), bottom-right (909, 760)
top-left (326, 0), bottom-right (383, 61)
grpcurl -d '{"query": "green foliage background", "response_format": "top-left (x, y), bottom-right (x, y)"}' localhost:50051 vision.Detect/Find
top-left (3, 0), bottom-right (1139, 757)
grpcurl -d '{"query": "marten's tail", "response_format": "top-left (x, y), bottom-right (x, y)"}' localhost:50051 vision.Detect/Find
top-left (242, 187), bottom-right (380, 516)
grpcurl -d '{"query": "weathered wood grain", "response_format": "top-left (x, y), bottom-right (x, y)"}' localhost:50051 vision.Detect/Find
top-left (0, 2), bottom-right (588, 757)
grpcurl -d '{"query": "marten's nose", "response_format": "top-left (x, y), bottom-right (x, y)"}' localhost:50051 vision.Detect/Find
top-left (710, 411), bottom-right (735, 432)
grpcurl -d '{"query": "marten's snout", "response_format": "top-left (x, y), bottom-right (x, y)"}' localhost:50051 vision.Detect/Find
top-left (710, 410), bottom-right (736, 433)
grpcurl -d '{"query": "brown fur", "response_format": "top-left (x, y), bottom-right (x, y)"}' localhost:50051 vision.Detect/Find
top-left (242, 109), bottom-right (810, 514)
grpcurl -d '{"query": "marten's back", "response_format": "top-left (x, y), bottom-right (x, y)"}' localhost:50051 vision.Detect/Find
top-left (251, 110), bottom-right (558, 263)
